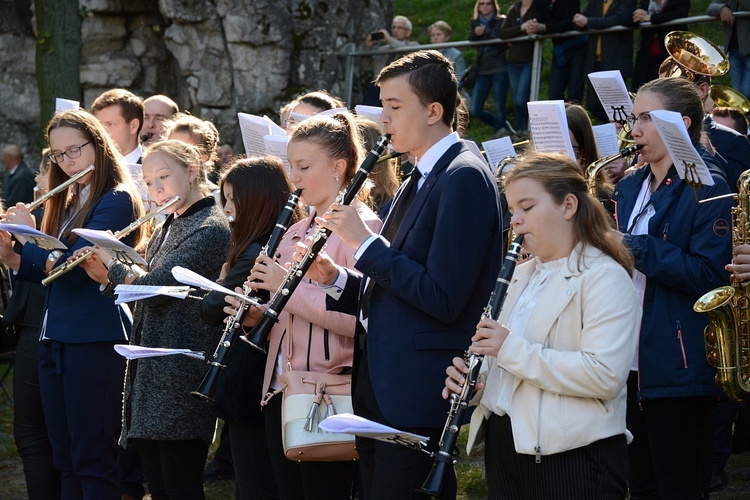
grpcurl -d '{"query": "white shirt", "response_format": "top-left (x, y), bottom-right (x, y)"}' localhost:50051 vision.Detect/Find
top-left (480, 256), bottom-right (566, 417)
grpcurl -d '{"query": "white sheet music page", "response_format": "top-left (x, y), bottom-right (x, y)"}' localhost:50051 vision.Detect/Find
top-left (238, 113), bottom-right (272, 157)
top-left (354, 105), bottom-right (384, 125)
top-left (0, 224), bottom-right (67, 250)
top-left (114, 344), bottom-right (205, 361)
top-left (527, 100), bottom-right (576, 160)
top-left (482, 136), bottom-right (517, 172)
top-left (114, 284), bottom-right (192, 303)
top-left (588, 71), bottom-right (633, 124)
top-left (263, 135), bottom-right (291, 172)
top-left (319, 413), bottom-right (429, 446)
top-left (650, 110), bottom-right (714, 186)
top-left (55, 98), bottom-right (80, 114)
top-left (72, 228), bottom-right (147, 266)
top-left (592, 123), bottom-right (620, 157)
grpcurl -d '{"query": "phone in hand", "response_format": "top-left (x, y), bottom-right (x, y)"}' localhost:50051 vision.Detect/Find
top-left (370, 31), bottom-right (385, 41)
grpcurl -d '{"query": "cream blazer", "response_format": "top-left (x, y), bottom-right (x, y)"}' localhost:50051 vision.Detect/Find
top-left (467, 244), bottom-right (642, 457)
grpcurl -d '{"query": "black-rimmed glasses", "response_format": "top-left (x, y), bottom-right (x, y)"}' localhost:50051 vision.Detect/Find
top-left (47, 141), bottom-right (91, 164)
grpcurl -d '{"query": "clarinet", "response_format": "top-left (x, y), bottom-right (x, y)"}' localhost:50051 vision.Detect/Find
top-left (241, 134), bottom-right (391, 353)
top-left (419, 234), bottom-right (525, 499)
top-left (191, 189), bottom-right (301, 403)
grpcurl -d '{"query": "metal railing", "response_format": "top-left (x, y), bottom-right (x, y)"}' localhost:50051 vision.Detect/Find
top-left (342, 12), bottom-right (749, 107)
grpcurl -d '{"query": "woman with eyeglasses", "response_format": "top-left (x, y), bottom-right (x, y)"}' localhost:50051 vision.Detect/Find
top-left (0, 109), bottom-right (145, 499)
top-left (612, 77), bottom-right (733, 499)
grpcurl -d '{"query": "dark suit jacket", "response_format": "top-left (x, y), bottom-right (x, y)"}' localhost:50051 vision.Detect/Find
top-left (16, 189), bottom-right (139, 343)
top-left (2, 162), bottom-right (36, 208)
top-left (705, 114), bottom-right (750, 192)
top-left (332, 140), bottom-right (503, 429)
top-left (581, 0), bottom-right (636, 79)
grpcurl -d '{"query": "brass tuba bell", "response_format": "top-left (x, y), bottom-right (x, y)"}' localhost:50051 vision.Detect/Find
top-left (709, 85), bottom-right (750, 114)
top-left (663, 31), bottom-right (730, 82)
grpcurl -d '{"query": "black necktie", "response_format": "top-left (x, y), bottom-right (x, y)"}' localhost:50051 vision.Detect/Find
top-left (361, 169), bottom-right (420, 326)
top-left (383, 169), bottom-right (419, 243)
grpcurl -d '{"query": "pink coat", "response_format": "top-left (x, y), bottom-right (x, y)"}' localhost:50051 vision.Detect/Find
top-left (261, 199), bottom-right (382, 401)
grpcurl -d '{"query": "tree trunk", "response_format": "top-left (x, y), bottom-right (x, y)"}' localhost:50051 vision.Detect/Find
top-left (34, 0), bottom-right (82, 148)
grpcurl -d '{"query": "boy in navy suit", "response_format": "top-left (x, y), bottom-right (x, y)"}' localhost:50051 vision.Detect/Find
top-left (308, 50), bottom-right (503, 499)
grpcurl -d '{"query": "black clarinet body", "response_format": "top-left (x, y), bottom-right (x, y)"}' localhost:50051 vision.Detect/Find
top-left (241, 134), bottom-right (391, 353)
top-left (191, 190), bottom-right (302, 402)
top-left (419, 234), bottom-right (525, 498)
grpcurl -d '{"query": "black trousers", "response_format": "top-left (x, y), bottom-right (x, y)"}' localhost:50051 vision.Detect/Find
top-left (264, 393), bottom-right (355, 500)
top-left (486, 413), bottom-right (627, 499)
top-left (135, 438), bottom-right (208, 500)
top-left (353, 353), bottom-right (457, 500)
top-left (626, 372), bottom-right (713, 500)
top-left (229, 420), bottom-right (278, 500)
top-left (13, 328), bottom-right (61, 499)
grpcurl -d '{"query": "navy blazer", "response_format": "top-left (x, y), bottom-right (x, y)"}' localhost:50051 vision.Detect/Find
top-left (705, 114), bottom-right (750, 192)
top-left (16, 189), bottom-right (138, 343)
top-left (334, 141), bottom-right (503, 429)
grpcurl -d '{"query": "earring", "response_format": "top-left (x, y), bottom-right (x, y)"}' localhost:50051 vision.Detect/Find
top-left (335, 175), bottom-right (339, 182)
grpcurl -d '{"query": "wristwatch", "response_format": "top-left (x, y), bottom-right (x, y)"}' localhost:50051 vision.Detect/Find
top-left (48, 250), bottom-right (62, 263)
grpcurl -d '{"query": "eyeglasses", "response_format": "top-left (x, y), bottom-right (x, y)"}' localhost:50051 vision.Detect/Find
top-left (626, 112), bottom-right (653, 129)
top-left (391, 25), bottom-right (409, 31)
top-left (47, 141), bottom-right (91, 164)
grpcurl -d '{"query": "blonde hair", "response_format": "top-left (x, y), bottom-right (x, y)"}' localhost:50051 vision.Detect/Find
top-left (505, 153), bottom-right (633, 273)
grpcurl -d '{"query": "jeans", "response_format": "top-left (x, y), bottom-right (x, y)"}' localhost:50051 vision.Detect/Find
top-left (728, 49), bottom-right (750, 99)
top-left (507, 62), bottom-right (532, 131)
top-left (548, 43), bottom-right (586, 103)
top-left (470, 71), bottom-right (509, 131)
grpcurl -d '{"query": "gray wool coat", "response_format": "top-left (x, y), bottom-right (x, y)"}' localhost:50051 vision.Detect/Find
top-left (109, 200), bottom-right (230, 445)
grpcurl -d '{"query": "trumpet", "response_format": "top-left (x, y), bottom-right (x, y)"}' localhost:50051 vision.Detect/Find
top-left (240, 134), bottom-right (391, 352)
top-left (21, 164), bottom-right (95, 213)
top-left (41, 196), bottom-right (180, 286)
top-left (191, 189), bottom-right (301, 403)
top-left (419, 235), bottom-right (525, 499)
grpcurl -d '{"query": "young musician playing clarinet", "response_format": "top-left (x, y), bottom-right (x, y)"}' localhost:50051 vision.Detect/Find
top-left (300, 49), bottom-right (502, 499)
top-left (200, 156), bottom-right (302, 500)
top-left (445, 153), bottom-right (641, 498)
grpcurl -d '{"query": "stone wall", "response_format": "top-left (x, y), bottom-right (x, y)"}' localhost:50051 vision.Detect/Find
top-left (0, 0), bottom-right (392, 166)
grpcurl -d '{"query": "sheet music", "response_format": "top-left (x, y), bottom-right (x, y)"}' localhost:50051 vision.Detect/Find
top-left (592, 123), bottom-right (620, 157)
top-left (587, 71), bottom-right (633, 124)
top-left (114, 284), bottom-right (192, 303)
top-left (171, 266), bottom-right (249, 301)
top-left (114, 344), bottom-right (205, 361)
top-left (650, 110), bottom-right (714, 186)
top-left (266, 115), bottom-right (287, 136)
top-left (264, 135), bottom-right (291, 172)
top-left (55, 98), bottom-right (79, 114)
top-left (318, 413), bottom-right (429, 447)
top-left (482, 137), bottom-right (517, 171)
top-left (0, 223), bottom-right (67, 250)
top-left (238, 113), bottom-right (273, 156)
top-left (72, 228), bottom-right (147, 266)
top-left (354, 105), bottom-right (384, 125)
top-left (527, 100), bottom-right (576, 160)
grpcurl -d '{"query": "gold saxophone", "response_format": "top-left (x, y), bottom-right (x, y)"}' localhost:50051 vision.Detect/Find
top-left (694, 171), bottom-right (750, 401)
top-left (586, 144), bottom-right (642, 198)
